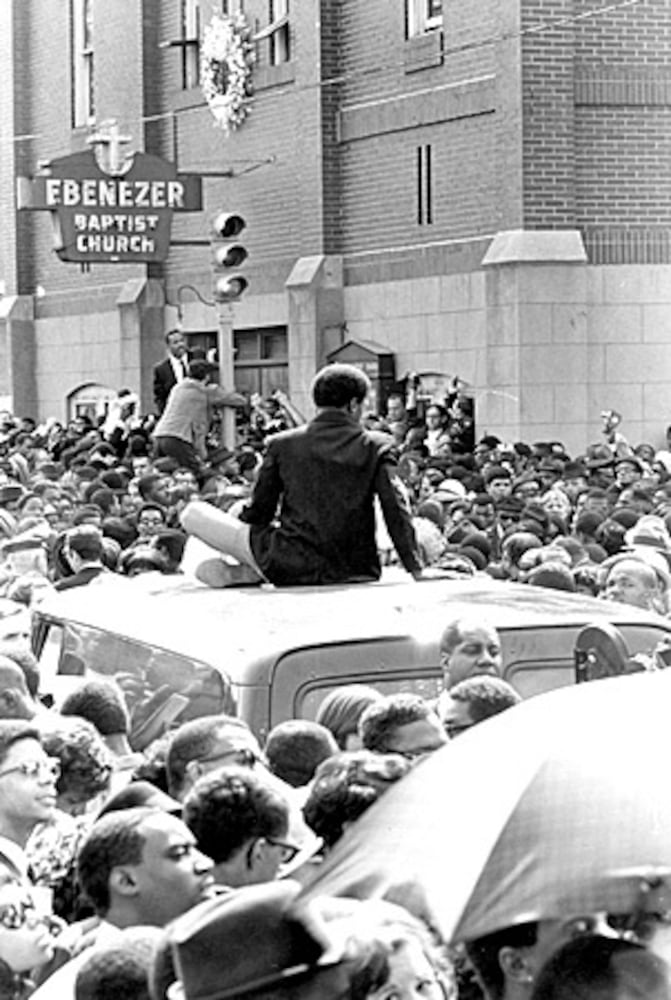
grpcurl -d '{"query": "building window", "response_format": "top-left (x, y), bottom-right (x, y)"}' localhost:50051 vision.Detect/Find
top-left (180, 0), bottom-right (201, 90)
top-left (416, 144), bottom-right (433, 225)
top-left (71, 0), bottom-right (94, 127)
top-left (406, 0), bottom-right (442, 37)
top-left (233, 326), bottom-right (289, 396)
top-left (254, 0), bottom-right (290, 66)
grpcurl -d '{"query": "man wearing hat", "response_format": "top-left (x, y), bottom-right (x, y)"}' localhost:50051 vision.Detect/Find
top-left (613, 455), bottom-right (644, 493)
top-left (153, 361), bottom-right (245, 483)
top-left (166, 881), bottom-right (445, 1000)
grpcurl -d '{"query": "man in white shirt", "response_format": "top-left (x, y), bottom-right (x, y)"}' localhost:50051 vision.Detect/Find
top-left (31, 806), bottom-right (215, 999)
top-left (153, 329), bottom-right (189, 414)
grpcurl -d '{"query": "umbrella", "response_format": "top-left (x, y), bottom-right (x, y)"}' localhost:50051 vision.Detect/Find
top-left (297, 670), bottom-right (671, 943)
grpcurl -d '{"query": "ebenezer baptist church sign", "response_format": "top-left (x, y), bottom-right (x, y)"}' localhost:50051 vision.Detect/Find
top-left (17, 121), bottom-right (201, 263)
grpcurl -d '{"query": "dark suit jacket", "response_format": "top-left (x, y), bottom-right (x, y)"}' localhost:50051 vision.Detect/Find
top-left (153, 358), bottom-right (184, 414)
top-left (240, 409), bottom-right (421, 585)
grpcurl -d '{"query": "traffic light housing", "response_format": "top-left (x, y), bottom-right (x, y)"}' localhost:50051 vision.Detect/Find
top-left (212, 212), bottom-right (248, 303)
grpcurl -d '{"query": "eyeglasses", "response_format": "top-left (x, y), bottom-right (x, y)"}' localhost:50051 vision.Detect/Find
top-left (199, 748), bottom-right (259, 770)
top-left (264, 838), bottom-right (301, 865)
top-left (0, 758), bottom-right (61, 781)
top-left (0, 900), bottom-right (62, 936)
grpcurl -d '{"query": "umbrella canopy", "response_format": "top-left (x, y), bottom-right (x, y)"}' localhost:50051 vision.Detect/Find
top-left (297, 670), bottom-right (671, 942)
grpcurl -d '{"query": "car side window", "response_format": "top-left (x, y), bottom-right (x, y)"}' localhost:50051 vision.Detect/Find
top-left (36, 620), bottom-right (235, 742)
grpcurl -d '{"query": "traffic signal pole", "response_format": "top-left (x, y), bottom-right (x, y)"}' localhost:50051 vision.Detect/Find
top-left (217, 300), bottom-right (236, 448)
top-left (211, 212), bottom-right (248, 448)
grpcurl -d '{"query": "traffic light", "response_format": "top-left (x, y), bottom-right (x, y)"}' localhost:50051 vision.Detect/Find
top-left (212, 212), bottom-right (248, 303)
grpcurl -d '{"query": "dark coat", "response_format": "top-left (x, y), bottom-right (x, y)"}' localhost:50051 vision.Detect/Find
top-left (240, 409), bottom-right (421, 585)
top-left (153, 358), bottom-right (184, 414)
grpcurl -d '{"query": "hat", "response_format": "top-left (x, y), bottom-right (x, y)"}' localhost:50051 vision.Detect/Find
top-left (36, 461), bottom-right (64, 481)
top-left (615, 455), bottom-right (644, 473)
top-left (98, 780), bottom-right (182, 817)
top-left (170, 881), bottom-right (340, 1000)
top-left (123, 546), bottom-right (167, 573)
top-left (609, 508), bottom-right (640, 530)
top-left (0, 509), bottom-right (16, 538)
top-left (153, 457), bottom-right (179, 475)
top-left (460, 531), bottom-right (491, 559)
top-left (432, 479), bottom-right (467, 502)
top-left (624, 516), bottom-right (671, 553)
top-left (537, 458), bottom-right (564, 474)
top-left (0, 484), bottom-right (24, 506)
top-left (585, 444), bottom-right (615, 471)
top-left (496, 496), bottom-right (525, 517)
top-left (562, 461), bottom-right (586, 479)
top-left (483, 465), bottom-right (512, 485)
top-left (478, 435), bottom-right (501, 450)
top-left (457, 545), bottom-right (488, 571)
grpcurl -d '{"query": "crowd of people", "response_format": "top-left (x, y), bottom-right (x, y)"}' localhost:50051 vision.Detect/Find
top-left (0, 353), bottom-right (669, 999)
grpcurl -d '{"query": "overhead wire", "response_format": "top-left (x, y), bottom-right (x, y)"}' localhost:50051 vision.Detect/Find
top-left (5, 0), bottom-right (647, 147)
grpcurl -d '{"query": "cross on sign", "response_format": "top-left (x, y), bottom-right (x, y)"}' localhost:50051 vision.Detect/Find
top-left (87, 119), bottom-right (132, 176)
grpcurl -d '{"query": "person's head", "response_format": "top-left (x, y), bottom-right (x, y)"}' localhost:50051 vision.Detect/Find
top-left (183, 766), bottom-right (294, 887)
top-left (166, 715), bottom-right (262, 801)
top-left (0, 876), bottom-right (61, 975)
top-left (527, 562), bottom-right (576, 592)
top-left (40, 716), bottom-right (113, 815)
top-left (61, 679), bottom-right (130, 739)
top-left (136, 503), bottom-right (166, 538)
top-left (264, 720), bottom-right (338, 788)
top-left (0, 644), bottom-right (39, 701)
top-left (0, 721), bottom-right (58, 845)
top-left (439, 617), bottom-right (503, 689)
top-left (168, 880), bottom-right (450, 1000)
top-left (188, 360), bottom-right (216, 382)
top-left (153, 528), bottom-right (187, 573)
top-left (440, 676), bottom-right (521, 738)
top-left (63, 524), bottom-right (104, 569)
top-left (166, 330), bottom-right (187, 359)
top-left (501, 532), bottom-right (543, 581)
top-left (312, 364), bottom-right (370, 418)
top-left (315, 685), bottom-right (384, 752)
top-left (77, 807), bottom-right (214, 926)
top-left (485, 467), bottom-right (513, 503)
top-left (530, 934), bottom-right (671, 1000)
top-left (615, 457), bottom-right (643, 488)
top-left (425, 403), bottom-right (447, 430)
top-left (89, 487), bottom-right (120, 518)
top-left (358, 694), bottom-right (447, 761)
top-left (303, 750), bottom-right (411, 849)
top-left (541, 489), bottom-right (572, 521)
top-left (601, 556), bottom-right (664, 612)
top-left (472, 494), bottom-right (497, 529)
top-left (386, 395), bottom-right (406, 423)
top-left (137, 474), bottom-right (170, 507)
top-left (344, 902), bottom-right (453, 1000)
top-left (0, 655), bottom-right (35, 721)
top-left (74, 926), bottom-right (163, 1000)
top-left (466, 916), bottom-right (616, 1000)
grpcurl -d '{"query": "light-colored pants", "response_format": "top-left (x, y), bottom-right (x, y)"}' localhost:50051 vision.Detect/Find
top-left (180, 501), bottom-right (264, 577)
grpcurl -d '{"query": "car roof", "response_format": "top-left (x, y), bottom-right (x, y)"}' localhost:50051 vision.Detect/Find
top-left (34, 572), bottom-right (671, 685)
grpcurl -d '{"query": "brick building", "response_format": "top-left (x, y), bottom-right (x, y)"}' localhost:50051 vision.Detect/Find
top-left (0, 0), bottom-right (670, 452)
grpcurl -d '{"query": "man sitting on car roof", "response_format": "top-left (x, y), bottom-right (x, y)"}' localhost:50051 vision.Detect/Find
top-left (180, 363), bottom-right (422, 587)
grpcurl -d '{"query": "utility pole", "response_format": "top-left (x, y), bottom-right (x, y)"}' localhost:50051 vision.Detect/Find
top-left (217, 301), bottom-right (236, 448)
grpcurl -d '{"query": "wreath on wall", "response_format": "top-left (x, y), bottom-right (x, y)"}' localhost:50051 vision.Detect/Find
top-left (201, 13), bottom-right (254, 134)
